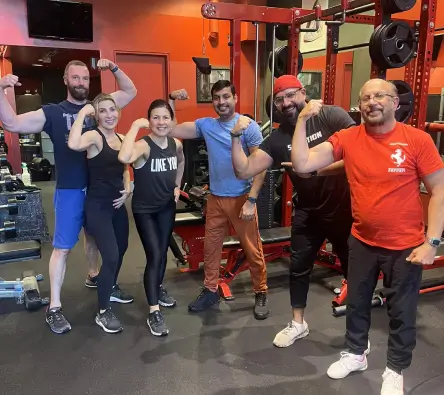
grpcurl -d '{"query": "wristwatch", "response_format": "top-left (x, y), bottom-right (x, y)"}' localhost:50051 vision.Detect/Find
top-left (310, 171), bottom-right (318, 177)
top-left (110, 65), bottom-right (119, 73)
top-left (169, 93), bottom-right (175, 100)
top-left (427, 237), bottom-right (441, 248)
top-left (247, 196), bottom-right (257, 204)
top-left (230, 130), bottom-right (243, 138)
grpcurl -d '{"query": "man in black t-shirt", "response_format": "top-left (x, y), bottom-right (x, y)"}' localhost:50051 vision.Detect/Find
top-left (231, 75), bottom-right (355, 348)
top-left (0, 59), bottom-right (137, 334)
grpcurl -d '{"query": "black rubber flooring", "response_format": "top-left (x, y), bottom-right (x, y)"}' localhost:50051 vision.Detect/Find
top-left (1, 181), bottom-right (444, 395)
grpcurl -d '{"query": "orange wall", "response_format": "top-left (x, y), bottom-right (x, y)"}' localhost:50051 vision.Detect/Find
top-left (0, 0), bottom-right (261, 122)
top-left (302, 52), bottom-right (354, 109)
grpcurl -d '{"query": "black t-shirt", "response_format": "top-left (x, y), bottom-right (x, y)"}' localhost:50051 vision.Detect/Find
top-left (132, 136), bottom-right (178, 214)
top-left (260, 105), bottom-right (355, 218)
top-left (42, 100), bottom-right (95, 189)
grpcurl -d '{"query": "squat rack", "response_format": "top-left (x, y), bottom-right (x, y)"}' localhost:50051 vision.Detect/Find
top-left (201, 0), bottom-right (438, 227)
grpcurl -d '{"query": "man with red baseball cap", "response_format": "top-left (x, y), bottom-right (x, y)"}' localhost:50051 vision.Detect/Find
top-left (231, 74), bottom-right (356, 348)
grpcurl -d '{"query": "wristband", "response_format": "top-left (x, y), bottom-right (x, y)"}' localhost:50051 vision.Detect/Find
top-left (169, 94), bottom-right (175, 101)
top-left (110, 65), bottom-right (119, 73)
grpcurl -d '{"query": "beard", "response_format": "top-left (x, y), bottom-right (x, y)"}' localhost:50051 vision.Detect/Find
top-left (281, 101), bottom-right (305, 124)
top-left (68, 84), bottom-right (89, 101)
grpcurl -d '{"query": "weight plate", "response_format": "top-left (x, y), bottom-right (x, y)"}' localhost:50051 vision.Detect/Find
top-left (370, 21), bottom-right (417, 69)
top-left (382, 0), bottom-right (416, 15)
top-left (276, 24), bottom-right (289, 41)
top-left (268, 46), bottom-right (304, 78)
top-left (391, 80), bottom-right (414, 123)
top-left (369, 25), bottom-right (385, 66)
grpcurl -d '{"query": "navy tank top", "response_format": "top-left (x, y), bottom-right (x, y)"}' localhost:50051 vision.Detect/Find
top-left (87, 130), bottom-right (124, 201)
top-left (132, 136), bottom-right (177, 214)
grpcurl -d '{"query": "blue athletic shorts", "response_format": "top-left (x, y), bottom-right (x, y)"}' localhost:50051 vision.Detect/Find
top-left (53, 188), bottom-right (87, 249)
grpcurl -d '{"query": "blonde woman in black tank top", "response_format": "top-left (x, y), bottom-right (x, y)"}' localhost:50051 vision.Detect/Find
top-left (119, 99), bottom-right (185, 337)
top-left (68, 93), bottom-right (134, 334)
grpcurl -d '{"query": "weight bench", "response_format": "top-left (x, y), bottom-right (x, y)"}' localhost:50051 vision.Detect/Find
top-left (172, 211), bottom-right (211, 272)
top-left (0, 240), bottom-right (49, 310)
top-left (219, 227), bottom-right (292, 300)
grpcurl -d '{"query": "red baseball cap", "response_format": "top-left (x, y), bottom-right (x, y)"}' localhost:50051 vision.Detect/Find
top-left (273, 75), bottom-right (303, 95)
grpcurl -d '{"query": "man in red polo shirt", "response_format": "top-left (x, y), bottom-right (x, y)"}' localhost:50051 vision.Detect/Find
top-left (290, 78), bottom-right (444, 395)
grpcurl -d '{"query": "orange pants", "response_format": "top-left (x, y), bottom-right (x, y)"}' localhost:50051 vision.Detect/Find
top-left (203, 193), bottom-right (268, 293)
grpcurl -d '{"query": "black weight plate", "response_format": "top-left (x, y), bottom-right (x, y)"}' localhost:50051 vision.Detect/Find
top-left (265, 94), bottom-right (285, 124)
top-left (380, 21), bottom-right (417, 69)
top-left (382, 0), bottom-right (416, 15)
top-left (369, 24), bottom-right (390, 69)
top-left (269, 46), bottom-right (304, 78)
top-left (391, 80), bottom-right (414, 123)
top-left (276, 24), bottom-right (289, 41)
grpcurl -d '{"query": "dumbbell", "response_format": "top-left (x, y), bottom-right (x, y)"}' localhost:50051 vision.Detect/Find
top-left (0, 198), bottom-right (18, 215)
top-left (0, 220), bottom-right (17, 239)
top-left (0, 153), bottom-right (12, 174)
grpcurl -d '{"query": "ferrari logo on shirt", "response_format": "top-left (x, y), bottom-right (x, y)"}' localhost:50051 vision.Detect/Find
top-left (388, 148), bottom-right (406, 172)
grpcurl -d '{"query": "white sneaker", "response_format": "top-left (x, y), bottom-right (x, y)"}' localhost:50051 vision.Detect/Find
top-left (327, 352), bottom-right (368, 379)
top-left (381, 367), bottom-right (404, 395)
top-left (273, 320), bottom-right (309, 348)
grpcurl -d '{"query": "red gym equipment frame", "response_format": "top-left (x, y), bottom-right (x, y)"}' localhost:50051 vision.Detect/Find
top-left (187, 0), bottom-right (444, 308)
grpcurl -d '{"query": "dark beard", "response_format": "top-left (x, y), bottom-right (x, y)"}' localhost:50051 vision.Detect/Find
top-left (68, 85), bottom-right (89, 101)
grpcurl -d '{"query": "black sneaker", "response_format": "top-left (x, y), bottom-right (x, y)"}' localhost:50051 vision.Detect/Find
top-left (45, 307), bottom-right (72, 334)
top-left (85, 274), bottom-right (98, 288)
top-left (110, 284), bottom-right (134, 304)
top-left (95, 307), bottom-right (123, 333)
top-left (188, 288), bottom-right (220, 312)
top-left (159, 286), bottom-right (176, 307)
top-left (254, 292), bottom-right (270, 320)
top-left (147, 310), bottom-right (169, 336)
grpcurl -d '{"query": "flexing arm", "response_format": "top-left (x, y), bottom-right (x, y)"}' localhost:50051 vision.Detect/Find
top-left (0, 77), bottom-right (46, 133)
top-left (67, 104), bottom-right (97, 151)
top-left (247, 146), bottom-right (267, 198)
top-left (291, 103), bottom-right (336, 173)
top-left (169, 122), bottom-right (198, 140)
top-left (232, 136), bottom-right (273, 179)
top-left (118, 118), bottom-right (150, 164)
top-left (168, 89), bottom-right (188, 128)
top-left (99, 60), bottom-right (137, 109)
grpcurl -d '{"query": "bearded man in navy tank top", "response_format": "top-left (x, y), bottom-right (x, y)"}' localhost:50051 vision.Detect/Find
top-left (0, 59), bottom-right (137, 334)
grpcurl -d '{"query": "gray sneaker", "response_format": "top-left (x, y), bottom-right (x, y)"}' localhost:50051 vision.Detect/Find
top-left (147, 310), bottom-right (169, 336)
top-left (110, 284), bottom-right (134, 304)
top-left (95, 307), bottom-right (123, 334)
top-left (159, 286), bottom-right (176, 307)
top-left (45, 307), bottom-right (71, 334)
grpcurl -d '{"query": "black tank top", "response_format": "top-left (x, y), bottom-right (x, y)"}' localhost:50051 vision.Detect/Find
top-left (132, 136), bottom-right (177, 213)
top-left (87, 130), bottom-right (124, 201)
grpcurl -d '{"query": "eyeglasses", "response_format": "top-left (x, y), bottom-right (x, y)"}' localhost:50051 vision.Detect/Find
top-left (273, 90), bottom-right (301, 106)
top-left (359, 93), bottom-right (396, 104)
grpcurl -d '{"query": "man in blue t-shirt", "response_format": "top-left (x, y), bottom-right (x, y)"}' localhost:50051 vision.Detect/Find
top-left (0, 59), bottom-right (137, 334)
top-left (170, 80), bottom-right (269, 319)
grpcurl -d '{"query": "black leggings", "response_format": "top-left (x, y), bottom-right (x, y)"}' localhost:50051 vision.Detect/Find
top-left (133, 199), bottom-right (176, 306)
top-left (85, 199), bottom-right (129, 310)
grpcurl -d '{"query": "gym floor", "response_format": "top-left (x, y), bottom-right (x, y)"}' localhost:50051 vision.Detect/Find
top-left (1, 181), bottom-right (444, 395)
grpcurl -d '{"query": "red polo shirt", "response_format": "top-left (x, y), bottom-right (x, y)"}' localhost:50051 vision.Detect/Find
top-left (328, 122), bottom-right (444, 250)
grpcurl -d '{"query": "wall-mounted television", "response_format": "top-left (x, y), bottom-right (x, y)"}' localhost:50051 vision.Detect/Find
top-left (27, 0), bottom-right (93, 43)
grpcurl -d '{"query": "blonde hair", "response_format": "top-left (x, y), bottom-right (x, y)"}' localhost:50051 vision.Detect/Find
top-left (91, 93), bottom-right (121, 123)
top-left (64, 60), bottom-right (88, 77)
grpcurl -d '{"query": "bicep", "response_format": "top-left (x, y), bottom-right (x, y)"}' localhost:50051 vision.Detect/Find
top-left (175, 139), bottom-right (185, 161)
top-left (73, 130), bottom-right (99, 151)
top-left (110, 90), bottom-right (133, 109)
top-left (310, 142), bottom-right (335, 168)
top-left (13, 109), bottom-right (46, 134)
top-left (129, 140), bottom-right (150, 163)
top-left (170, 122), bottom-right (198, 139)
top-left (247, 149), bottom-right (273, 174)
top-left (422, 168), bottom-right (444, 194)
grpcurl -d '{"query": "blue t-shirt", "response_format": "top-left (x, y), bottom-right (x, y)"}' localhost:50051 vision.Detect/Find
top-left (195, 113), bottom-right (263, 197)
top-left (42, 100), bottom-right (95, 189)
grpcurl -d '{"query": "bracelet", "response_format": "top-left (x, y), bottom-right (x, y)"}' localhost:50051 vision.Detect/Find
top-left (169, 94), bottom-right (175, 101)
top-left (110, 65), bottom-right (119, 73)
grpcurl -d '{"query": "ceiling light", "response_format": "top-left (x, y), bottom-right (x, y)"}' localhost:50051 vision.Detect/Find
top-left (32, 63), bottom-right (43, 67)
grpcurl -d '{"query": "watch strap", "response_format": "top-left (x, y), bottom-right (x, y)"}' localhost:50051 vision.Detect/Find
top-left (110, 65), bottom-right (119, 73)
top-left (230, 130), bottom-right (243, 138)
top-left (427, 237), bottom-right (440, 248)
top-left (247, 196), bottom-right (257, 204)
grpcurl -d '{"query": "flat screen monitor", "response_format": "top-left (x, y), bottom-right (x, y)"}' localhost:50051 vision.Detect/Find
top-left (27, 0), bottom-right (93, 43)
